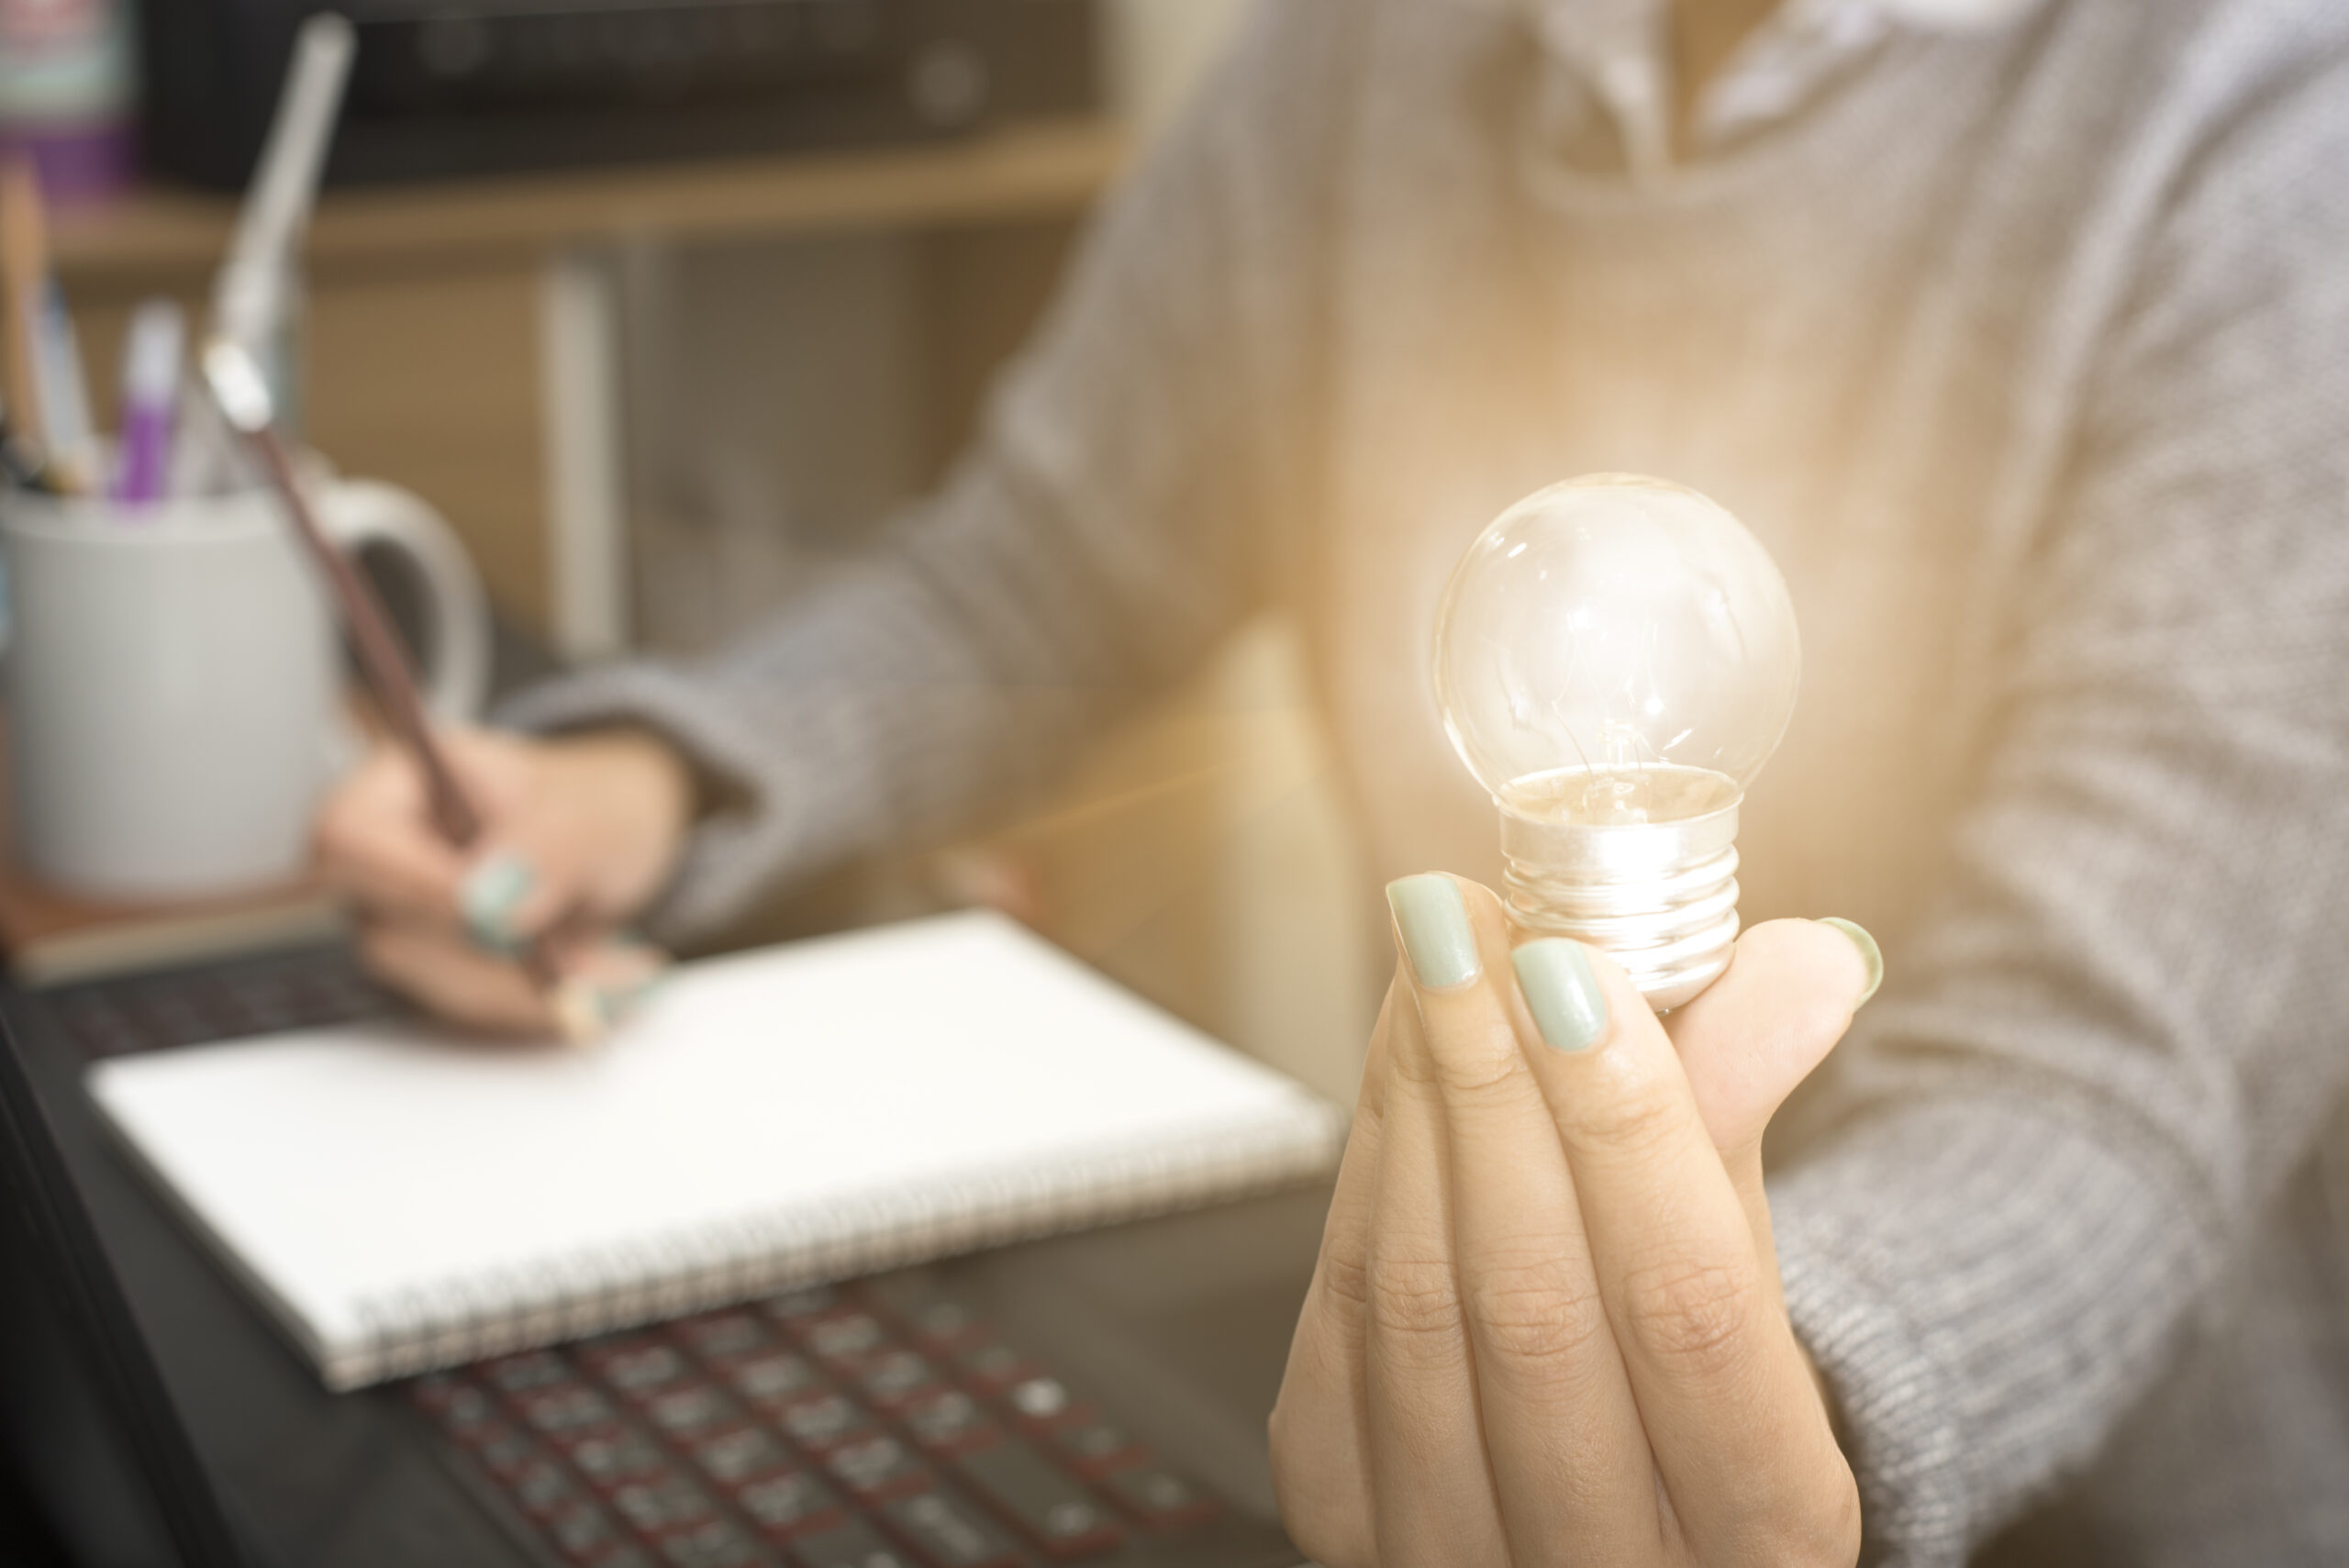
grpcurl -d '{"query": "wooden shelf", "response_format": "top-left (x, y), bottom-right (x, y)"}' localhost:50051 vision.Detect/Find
top-left (53, 117), bottom-right (1127, 280)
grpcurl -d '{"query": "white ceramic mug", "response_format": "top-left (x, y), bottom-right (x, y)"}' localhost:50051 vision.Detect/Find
top-left (1, 470), bottom-right (489, 901)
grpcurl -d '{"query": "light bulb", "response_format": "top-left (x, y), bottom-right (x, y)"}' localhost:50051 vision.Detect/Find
top-left (1432, 474), bottom-right (1800, 1008)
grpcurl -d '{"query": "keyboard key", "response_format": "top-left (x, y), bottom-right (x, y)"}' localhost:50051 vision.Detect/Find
top-left (727, 1351), bottom-right (825, 1409)
top-left (643, 1384), bottom-right (737, 1440)
top-left (411, 1373), bottom-right (482, 1417)
top-left (861, 1278), bottom-right (985, 1351)
top-left (762, 1286), bottom-right (842, 1324)
top-left (654, 1518), bottom-right (766, 1568)
top-left (517, 1385), bottom-right (622, 1436)
top-left (952, 1344), bottom-right (1035, 1396)
top-left (900, 1301), bottom-right (983, 1349)
top-left (476, 1427), bottom-right (544, 1479)
top-left (693, 1426), bottom-right (796, 1486)
top-left (420, 1384), bottom-right (502, 1440)
top-left (413, 1380), bottom-right (495, 1427)
top-left (900, 1393), bottom-right (997, 1456)
top-left (610, 1474), bottom-right (717, 1536)
top-left (823, 1436), bottom-right (930, 1502)
top-left (776, 1393), bottom-right (874, 1451)
top-left (802, 1313), bottom-right (890, 1365)
top-left (514, 1458), bottom-right (582, 1518)
top-left (566, 1429), bottom-right (671, 1491)
top-left (1003, 1378), bottom-right (1073, 1425)
top-left (789, 1518), bottom-right (916, 1568)
top-left (675, 1311), bottom-right (774, 1362)
top-left (1047, 1423), bottom-right (1141, 1477)
top-left (857, 1351), bottom-right (941, 1408)
top-left (736, 1472), bottom-right (844, 1539)
top-left (953, 1442), bottom-right (1123, 1559)
top-left (1099, 1465), bottom-right (1216, 1529)
top-left (547, 1500), bottom-right (629, 1564)
top-left (883, 1492), bottom-right (1023, 1568)
top-left (485, 1351), bottom-right (576, 1394)
top-left (592, 1341), bottom-right (696, 1398)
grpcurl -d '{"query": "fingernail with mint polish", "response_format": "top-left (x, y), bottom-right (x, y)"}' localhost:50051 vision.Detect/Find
top-left (1386, 873), bottom-right (1481, 989)
top-left (460, 852), bottom-right (536, 953)
top-left (1818, 918), bottom-right (1884, 1005)
top-left (1511, 939), bottom-right (1609, 1052)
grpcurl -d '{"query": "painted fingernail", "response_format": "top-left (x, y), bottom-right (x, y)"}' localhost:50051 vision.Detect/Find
top-left (550, 976), bottom-right (609, 1049)
top-left (1511, 939), bottom-right (1609, 1052)
top-left (1386, 873), bottom-right (1481, 989)
top-left (550, 945), bottom-right (670, 1047)
top-left (461, 852), bottom-right (536, 952)
top-left (1818, 918), bottom-right (1883, 1006)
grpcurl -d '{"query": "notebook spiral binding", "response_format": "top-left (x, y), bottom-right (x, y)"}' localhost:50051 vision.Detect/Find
top-left (338, 1110), bottom-right (1343, 1391)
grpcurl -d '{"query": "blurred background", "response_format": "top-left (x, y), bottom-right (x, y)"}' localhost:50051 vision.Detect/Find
top-left (1, 0), bottom-right (1375, 1106)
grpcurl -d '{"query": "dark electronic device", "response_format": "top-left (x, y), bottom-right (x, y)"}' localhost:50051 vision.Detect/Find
top-left (1, 948), bottom-right (1323, 1568)
top-left (141, 0), bottom-right (1099, 188)
top-left (0, 991), bottom-right (251, 1567)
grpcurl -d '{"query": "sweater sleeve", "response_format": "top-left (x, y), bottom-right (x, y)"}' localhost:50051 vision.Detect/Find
top-left (1768, 37), bottom-right (2349, 1567)
top-left (497, 0), bottom-right (1349, 944)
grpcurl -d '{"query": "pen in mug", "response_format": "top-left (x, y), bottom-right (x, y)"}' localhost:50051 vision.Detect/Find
top-left (113, 300), bottom-right (184, 506)
top-left (35, 281), bottom-right (95, 494)
top-left (0, 156), bottom-right (58, 482)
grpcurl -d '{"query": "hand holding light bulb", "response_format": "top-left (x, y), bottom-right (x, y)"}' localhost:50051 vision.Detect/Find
top-left (1269, 877), bottom-right (1873, 1568)
top-left (1270, 477), bottom-right (1870, 1565)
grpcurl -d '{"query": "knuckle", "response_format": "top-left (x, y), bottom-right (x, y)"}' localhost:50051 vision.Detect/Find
top-left (1615, 1255), bottom-right (1765, 1380)
top-left (1364, 1247), bottom-right (1465, 1349)
top-left (1464, 1252), bottom-right (1609, 1367)
top-left (1427, 1035), bottom-right (1527, 1108)
top-left (1317, 1240), bottom-right (1374, 1315)
top-left (1574, 1069), bottom-right (1689, 1157)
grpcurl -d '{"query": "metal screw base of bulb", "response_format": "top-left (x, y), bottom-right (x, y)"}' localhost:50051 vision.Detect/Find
top-left (1498, 796), bottom-right (1742, 1013)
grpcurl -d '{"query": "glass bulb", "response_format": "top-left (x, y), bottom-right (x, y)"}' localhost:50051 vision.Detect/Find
top-left (1431, 474), bottom-right (1800, 1006)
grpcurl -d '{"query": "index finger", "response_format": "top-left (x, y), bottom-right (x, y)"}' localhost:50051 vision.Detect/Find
top-left (1508, 940), bottom-right (1854, 1563)
top-left (313, 745), bottom-right (473, 920)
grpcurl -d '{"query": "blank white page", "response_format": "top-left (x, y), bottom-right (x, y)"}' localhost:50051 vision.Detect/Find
top-left (88, 911), bottom-right (1339, 1388)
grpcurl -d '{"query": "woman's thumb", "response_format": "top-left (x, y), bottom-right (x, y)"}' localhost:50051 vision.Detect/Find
top-left (1664, 917), bottom-right (1880, 1158)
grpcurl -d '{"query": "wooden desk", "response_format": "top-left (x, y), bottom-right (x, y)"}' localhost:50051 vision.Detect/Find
top-left (50, 121), bottom-right (1126, 653)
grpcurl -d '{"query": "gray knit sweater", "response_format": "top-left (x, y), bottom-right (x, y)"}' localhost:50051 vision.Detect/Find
top-left (507, 0), bottom-right (2349, 1561)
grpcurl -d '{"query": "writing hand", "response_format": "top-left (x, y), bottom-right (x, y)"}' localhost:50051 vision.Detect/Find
top-left (312, 726), bottom-right (692, 1038)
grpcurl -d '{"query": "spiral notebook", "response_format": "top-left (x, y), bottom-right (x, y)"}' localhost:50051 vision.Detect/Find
top-left (84, 911), bottom-right (1343, 1392)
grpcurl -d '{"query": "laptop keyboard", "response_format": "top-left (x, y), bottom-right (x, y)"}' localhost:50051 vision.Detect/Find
top-left (46, 945), bottom-right (397, 1059)
top-left (37, 945), bottom-right (1251, 1568)
top-left (411, 1276), bottom-right (1221, 1568)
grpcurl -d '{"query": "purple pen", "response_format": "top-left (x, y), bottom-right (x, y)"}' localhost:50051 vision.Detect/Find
top-left (112, 298), bottom-right (184, 506)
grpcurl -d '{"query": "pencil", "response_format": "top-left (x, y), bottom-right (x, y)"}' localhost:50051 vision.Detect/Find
top-left (202, 340), bottom-right (596, 1040)
top-left (247, 420), bottom-right (484, 846)
top-left (0, 157), bottom-right (50, 457)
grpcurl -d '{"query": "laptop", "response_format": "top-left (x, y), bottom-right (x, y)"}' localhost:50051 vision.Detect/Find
top-left (0, 946), bottom-right (1332, 1568)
